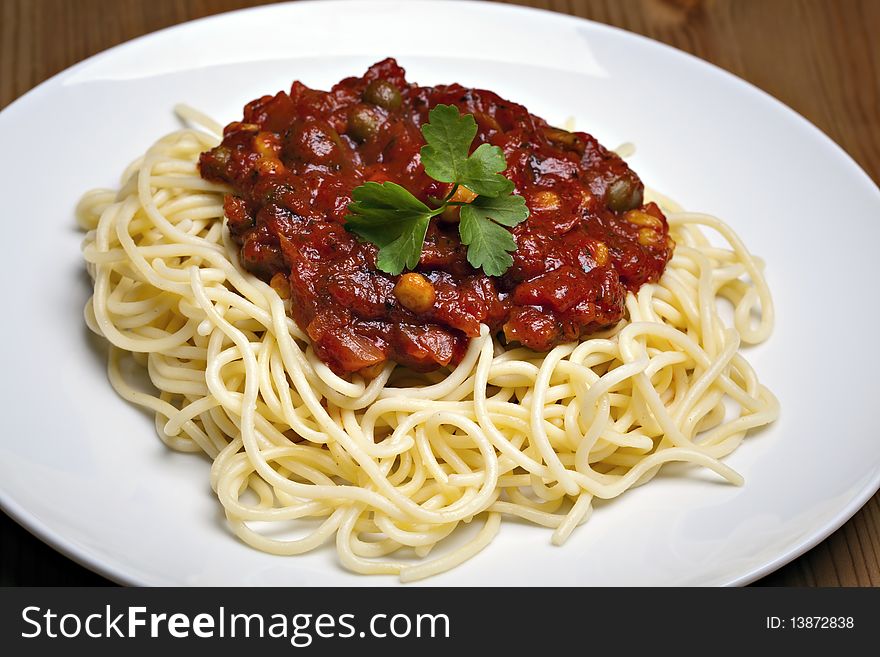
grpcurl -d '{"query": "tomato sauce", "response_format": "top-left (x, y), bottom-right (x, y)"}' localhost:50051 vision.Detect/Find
top-left (199, 59), bottom-right (673, 375)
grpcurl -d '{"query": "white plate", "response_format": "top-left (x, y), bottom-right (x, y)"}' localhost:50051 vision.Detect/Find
top-left (2, 0), bottom-right (878, 587)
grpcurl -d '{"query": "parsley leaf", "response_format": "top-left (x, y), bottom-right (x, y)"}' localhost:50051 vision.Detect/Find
top-left (459, 196), bottom-right (529, 276)
top-left (420, 105), bottom-right (513, 198)
top-left (463, 193), bottom-right (530, 226)
top-left (374, 217), bottom-right (432, 274)
top-left (345, 181), bottom-right (440, 275)
top-left (420, 104), bottom-right (476, 183)
top-left (345, 106), bottom-right (530, 277)
top-left (460, 144), bottom-right (515, 197)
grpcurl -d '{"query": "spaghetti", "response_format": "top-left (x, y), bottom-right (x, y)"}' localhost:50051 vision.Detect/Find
top-left (78, 113), bottom-right (778, 581)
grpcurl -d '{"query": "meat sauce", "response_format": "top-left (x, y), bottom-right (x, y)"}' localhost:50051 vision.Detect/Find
top-left (199, 59), bottom-right (673, 376)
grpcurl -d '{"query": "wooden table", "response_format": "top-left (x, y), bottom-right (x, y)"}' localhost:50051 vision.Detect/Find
top-left (1, 0), bottom-right (878, 587)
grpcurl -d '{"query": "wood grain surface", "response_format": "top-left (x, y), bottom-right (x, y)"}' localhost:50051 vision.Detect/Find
top-left (1, 0), bottom-right (878, 587)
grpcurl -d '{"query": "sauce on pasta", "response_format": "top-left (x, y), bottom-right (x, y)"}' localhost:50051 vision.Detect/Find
top-left (199, 59), bottom-right (673, 375)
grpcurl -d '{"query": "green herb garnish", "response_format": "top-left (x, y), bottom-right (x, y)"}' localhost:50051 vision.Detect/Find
top-left (344, 104), bottom-right (529, 276)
